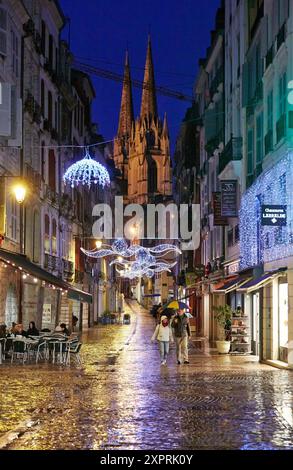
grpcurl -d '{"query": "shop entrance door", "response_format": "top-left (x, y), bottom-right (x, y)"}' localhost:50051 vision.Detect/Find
top-left (278, 283), bottom-right (288, 362)
top-left (252, 292), bottom-right (260, 356)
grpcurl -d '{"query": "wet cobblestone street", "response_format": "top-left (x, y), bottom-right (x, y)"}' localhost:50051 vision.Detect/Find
top-left (1, 300), bottom-right (293, 450)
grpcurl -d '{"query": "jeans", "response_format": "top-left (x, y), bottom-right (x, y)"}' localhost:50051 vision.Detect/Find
top-left (159, 341), bottom-right (169, 361)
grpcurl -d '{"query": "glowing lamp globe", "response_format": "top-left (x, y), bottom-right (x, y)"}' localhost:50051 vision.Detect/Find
top-left (63, 149), bottom-right (110, 189)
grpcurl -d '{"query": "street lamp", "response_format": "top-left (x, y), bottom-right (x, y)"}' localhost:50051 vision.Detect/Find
top-left (13, 182), bottom-right (27, 204)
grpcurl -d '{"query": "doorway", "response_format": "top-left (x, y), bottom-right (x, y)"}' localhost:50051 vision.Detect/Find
top-left (5, 284), bottom-right (18, 326)
top-left (252, 292), bottom-right (260, 356)
top-left (278, 282), bottom-right (288, 362)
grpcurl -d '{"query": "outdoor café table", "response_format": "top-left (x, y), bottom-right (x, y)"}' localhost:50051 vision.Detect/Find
top-left (42, 336), bottom-right (67, 364)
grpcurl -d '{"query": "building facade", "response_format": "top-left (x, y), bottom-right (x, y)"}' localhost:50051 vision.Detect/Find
top-left (0, 0), bottom-right (112, 331)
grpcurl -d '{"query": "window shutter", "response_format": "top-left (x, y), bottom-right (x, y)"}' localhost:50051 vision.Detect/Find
top-left (260, 15), bottom-right (268, 59)
top-left (0, 83), bottom-right (11, 136)
top-left (0, 180), bottom-right (6, 235)
top-left (0, 6), bottom-right (7, 56)
top-left (8, 97), bottom-right (22, 147)
top-left (242, 62), bottom-right (249, 107)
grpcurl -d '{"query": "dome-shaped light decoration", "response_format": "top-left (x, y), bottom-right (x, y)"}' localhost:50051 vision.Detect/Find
top-left (63, 148), bottom-right (110, 189)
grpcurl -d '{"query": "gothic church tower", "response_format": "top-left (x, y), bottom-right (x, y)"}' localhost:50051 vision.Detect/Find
top-left (114, 37), bottom-right (172, 204)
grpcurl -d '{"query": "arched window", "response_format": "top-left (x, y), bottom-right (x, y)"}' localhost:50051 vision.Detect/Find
top-left (148, 158), bottom-right (157, 193)
top-left (48, 149), bottom-right (56, 191)
top-left (48, 90), bottom-right (52, 127)
top-left (41, 80), bottom-right (45, 116)
top-left (52, 218), bottom-right (57, 254)
top-left (32, 210), bottom-right (40, 263)
top-left (44, 214), bottom-right (50, 253)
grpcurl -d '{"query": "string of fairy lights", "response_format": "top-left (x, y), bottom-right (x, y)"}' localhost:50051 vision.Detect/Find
top-left (0, 260), bottom-right (68, 296)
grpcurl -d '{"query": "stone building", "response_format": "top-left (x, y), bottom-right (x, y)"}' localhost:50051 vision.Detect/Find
top-left (0, 0), bottom-right (110, 330)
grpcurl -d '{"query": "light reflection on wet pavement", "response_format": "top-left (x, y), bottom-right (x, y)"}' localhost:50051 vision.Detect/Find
top-left (1, 300), bottom-right (293, 450)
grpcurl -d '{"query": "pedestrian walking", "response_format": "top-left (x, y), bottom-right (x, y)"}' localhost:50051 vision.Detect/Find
top-left (151, 315), bottom-right (173, 365)
top-left (171, 309), bottom-right (191, 364)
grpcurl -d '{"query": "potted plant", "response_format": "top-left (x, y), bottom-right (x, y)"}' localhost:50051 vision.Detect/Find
top-left (213, 304), bottom-right (232, 354)
top-left (102, 310), bottom-right (111, 325)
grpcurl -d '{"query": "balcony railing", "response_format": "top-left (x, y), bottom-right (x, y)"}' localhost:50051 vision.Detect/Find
top-left (276, 113), bottom-right (286, 143)
top-left (74, 270), bottom-right (84, 284)
top-left (62, 259), bottom-right (74, 282)
top-left (265, 129), bottom-right (273, 155)
top-left (44, 254), bottom-right (60, 273)
top-left (219, 137), bottom-right (242, 174)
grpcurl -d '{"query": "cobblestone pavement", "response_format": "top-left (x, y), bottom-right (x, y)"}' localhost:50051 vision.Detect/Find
top-left (1, 300), bottom-right (293, 450)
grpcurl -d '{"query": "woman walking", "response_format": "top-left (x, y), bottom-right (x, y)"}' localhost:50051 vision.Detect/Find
top-left (151, 315), bottom-right (173, 365)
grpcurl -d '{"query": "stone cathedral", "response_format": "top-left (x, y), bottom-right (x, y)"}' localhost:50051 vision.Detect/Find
top-left (113, 37), bottom-right (173, 305)
top-left (114, 37), bottom-right (172, 205)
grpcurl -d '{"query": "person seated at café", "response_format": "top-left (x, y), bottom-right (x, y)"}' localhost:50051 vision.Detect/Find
top-left (10, 322), bottom-right (17, 335)
top-left (60, 323), bottom-right (70, 336)
top-left (14, 324), bottom-right (27, 337)
top-left (0, 324), bottom-right (7, 338)
top-left (26, 321), bottom-right (39, 337)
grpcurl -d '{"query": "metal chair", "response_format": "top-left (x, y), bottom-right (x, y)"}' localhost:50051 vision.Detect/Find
top-left (66, 342), bottom-right (82, 365)
top-left (11, 340), bottom-right (28, 364)
top-left (0, 338), bottom-right (6, 364)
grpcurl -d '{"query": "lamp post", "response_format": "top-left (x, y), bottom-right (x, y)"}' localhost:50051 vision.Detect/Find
top-left (12, 181), bottom-right (27, 255)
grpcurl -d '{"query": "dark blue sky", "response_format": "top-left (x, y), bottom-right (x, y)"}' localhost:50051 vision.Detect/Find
top-left (60, 0), bottom-right (220, 150)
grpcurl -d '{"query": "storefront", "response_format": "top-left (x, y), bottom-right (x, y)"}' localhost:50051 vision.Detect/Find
top-left (0, 247), bottom-right (92, 331)
top-left (237, 269), bottom-right (287, 359)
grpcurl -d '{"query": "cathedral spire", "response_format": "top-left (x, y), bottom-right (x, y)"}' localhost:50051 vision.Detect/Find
top-left (140, 35), bottom-right (158, 120)
top-left (117, 50), bottom-right (134, 137)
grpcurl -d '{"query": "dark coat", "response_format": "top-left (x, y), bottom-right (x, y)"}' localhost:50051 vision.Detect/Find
top-left (171, 314), bottom-right (191, 338)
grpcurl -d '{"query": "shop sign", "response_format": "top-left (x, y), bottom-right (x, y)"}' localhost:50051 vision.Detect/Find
top-left (212, 192), bottom-right (228, 226)
top-left (227, 261), bottom-right (239, 275)
top-left (185, 272), bottom-right (196, 286)
top-left (221, 180), bottom-right (238, 217)
top-left (43, 303), bottom-right (52, 323)
top-left (261, 205), bottom-right (287, 226)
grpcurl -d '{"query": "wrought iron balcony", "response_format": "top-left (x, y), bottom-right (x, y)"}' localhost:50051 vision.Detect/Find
top-left (44, 254), bottom-right (60, 273)
top-left (74, 270), bottom-right (84, 284)
top-left (62, 259), bottom-right (74, 282)
top-left (218, 137), bottom-right (242, 174)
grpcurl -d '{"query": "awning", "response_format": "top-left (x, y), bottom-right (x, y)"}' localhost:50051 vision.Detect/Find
top-left (214, 276), bottom-right (250, 294)
top-left (0, 248), bottom-right (92, 304)
top-left (237, 269), bottom-right (286, 293)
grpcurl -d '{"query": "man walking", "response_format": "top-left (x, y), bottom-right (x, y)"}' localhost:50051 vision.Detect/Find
top-left (171, 309), bottom-right (191, 364)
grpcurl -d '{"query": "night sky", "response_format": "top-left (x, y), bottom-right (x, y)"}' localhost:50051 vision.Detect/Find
top-left (60, 0), bottom-right (220, 151)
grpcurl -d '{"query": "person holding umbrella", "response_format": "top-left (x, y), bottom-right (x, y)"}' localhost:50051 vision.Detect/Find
top-left (169, 301), bottom-right (191, 365)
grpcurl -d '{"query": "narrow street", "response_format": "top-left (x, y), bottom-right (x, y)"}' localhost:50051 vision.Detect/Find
top-left (0, 300), bottom-right (293, 450)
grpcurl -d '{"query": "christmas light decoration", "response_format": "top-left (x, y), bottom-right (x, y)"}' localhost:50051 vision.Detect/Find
top-left (63, 148), bottom-right (110, 189)
top-left (81, 239), bottom-right (182, 259)
top-left (240, 152), bottom-right (293, 270)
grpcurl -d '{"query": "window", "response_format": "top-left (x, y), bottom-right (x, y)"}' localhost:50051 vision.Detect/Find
top-left (247, 128), bottom-right (254, 175)
top-left (11, 30), bottom-right (19, 77)
top-left (48, 91), bottom-right (52, 127)
top-left (44, 214), bottom-right (50, 253)
top-left (41, 141), bottom-right (45, 181)
top-left (0, 5), bottom-right (7, 56)
top-left (41, 80), bottom-right (45, 116)
top-left (9, 196), bottom-right (17, 241)
top-left (267, 90), bottom-right (273, 131)
top-left (48, 34), bottom-right (53, 68)
top-left (256, 113), bottom-right (263, 163)
top-left (55, 100), bottom-right (58, 130)
top-left (32, 210), bottom-right (40, 263)
top-left (41, 20), bottom-right (46, 56)
top-left (52, 219), bottom-right (57, 254)
top-left (148, 158), bottom-right (157, 193)
top-left (279, 72), bottom-right (287, 116)
top-left (48, 149), bottom-right (56, 191)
